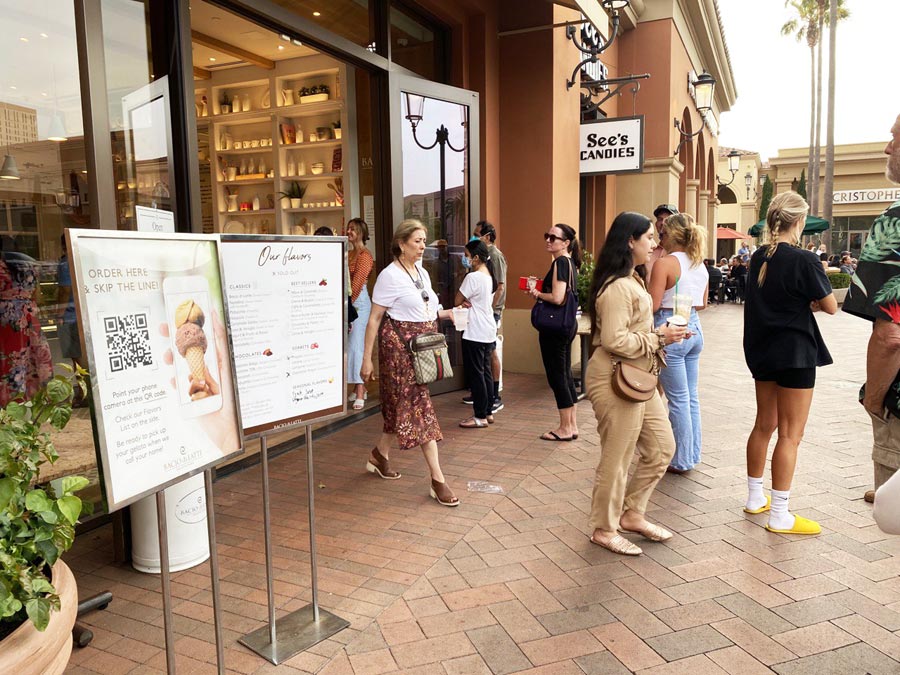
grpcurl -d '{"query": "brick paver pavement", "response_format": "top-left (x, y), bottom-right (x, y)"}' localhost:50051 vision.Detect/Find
top-left (64, 303), bottom-right (900, 674)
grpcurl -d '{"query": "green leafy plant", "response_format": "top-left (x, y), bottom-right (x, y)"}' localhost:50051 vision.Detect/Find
top-left (576, 252), bottom-right (595, 312)
top-left (0, 369), bottom-right (90, 634)
top-left (828, 272), bottom-right (851, 290)
top-left (278, 181), bottom-right (306, 200)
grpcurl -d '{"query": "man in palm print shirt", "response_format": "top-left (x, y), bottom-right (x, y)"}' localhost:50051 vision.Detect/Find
top-left (843, 114), bottom-right (900, 503)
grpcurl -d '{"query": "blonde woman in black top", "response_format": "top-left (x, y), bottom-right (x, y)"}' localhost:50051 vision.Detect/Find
top-left (743, 192), bottom-right (837, 535)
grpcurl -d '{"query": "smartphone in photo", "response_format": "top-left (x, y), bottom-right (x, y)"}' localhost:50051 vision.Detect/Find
top-left (162, 276), bottom-right (222, 418)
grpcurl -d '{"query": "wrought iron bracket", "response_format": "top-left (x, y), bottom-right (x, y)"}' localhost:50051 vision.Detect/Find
top-left (672, 115), bottom-right (708, 157)
top-left (565, 15), bottom-right (620, 90)
top-left (579, 73), bottom-right (650, 116)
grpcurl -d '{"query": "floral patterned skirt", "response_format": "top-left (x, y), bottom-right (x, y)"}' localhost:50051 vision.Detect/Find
top-left (0, 298), bottom-right (53, 407)
top-left (378, 318), bottom-right (443, 449)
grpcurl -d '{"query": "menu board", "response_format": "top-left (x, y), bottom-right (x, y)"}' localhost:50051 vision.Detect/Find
top-left (68, 231), bottom-right (243, 512)
top-left (219, 236), bottom-right (346, 436)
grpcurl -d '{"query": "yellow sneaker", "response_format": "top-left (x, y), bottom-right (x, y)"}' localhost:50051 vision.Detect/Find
top-left (765, 514), bottom-right (821, 535)
top-left (743, 495), bottom-right (771, 514)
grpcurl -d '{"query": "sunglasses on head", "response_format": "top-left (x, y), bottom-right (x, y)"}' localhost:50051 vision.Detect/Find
top-left (544, 232), bottom-right (566, 243)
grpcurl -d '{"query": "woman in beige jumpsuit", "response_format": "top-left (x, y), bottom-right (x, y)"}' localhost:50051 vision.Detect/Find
top-left (585, 212), bottom-right (686, 556)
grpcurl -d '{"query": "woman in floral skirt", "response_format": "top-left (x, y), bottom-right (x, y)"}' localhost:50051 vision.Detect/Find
top-left (360, 219), bottom-right (459, 506)
top-left (1, 246), bottom-right (53, 407)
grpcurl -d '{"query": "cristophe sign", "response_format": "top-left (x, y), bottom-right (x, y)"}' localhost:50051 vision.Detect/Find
top-left (832, 188), bottom-right (900, 204)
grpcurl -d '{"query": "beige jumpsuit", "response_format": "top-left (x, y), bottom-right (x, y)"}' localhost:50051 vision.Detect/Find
top-left (586, 273), bottom-right (676, 533)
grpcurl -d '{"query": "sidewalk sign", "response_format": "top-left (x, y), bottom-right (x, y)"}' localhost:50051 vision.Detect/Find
top-left (219, 234), bottom-right (350, 663)
top-left (67, 229), bottom-right (242, 674)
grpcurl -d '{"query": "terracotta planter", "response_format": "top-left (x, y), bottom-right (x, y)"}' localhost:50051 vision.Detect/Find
top-left (0, 560), bottom-right (77, 675)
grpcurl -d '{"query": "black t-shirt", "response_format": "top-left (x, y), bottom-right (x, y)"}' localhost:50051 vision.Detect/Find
top-left (542, 256), bottom-right (575, 304)
top-left (743, 244), bottom-right (833, 376)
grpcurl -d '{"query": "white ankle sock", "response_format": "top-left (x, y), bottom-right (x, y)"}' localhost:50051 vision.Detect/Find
top-left (746, 476), bottom-right (766, 511)
top-left (768, 488), bottom-right (795, 530)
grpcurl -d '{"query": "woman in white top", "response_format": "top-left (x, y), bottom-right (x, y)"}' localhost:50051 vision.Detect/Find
top-left (360, 219), bottom-right (458, 506)
top-left (649, 213), bottom-right (709, 473)
top-left (456, 239), bottom-right (498, 428)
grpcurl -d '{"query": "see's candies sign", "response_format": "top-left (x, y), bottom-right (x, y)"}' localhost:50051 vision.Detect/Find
top-left (579, 116), bottom-right (644, 176)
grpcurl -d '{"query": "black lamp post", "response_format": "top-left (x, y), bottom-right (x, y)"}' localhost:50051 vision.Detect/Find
top-left (717, 149), bottom-right (740, 187)
top-left (404, 93), bottom-right (467, 241)
top-left (744, 172), bottom-right (753, 200)
top-left (673, 70), bottom-right (716, 155)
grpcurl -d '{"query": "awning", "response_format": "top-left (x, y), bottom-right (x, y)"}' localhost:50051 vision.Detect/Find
top-left (748, 215), bottom-right (830, 238)
top-left (716, 227), bottom-right (752, 240)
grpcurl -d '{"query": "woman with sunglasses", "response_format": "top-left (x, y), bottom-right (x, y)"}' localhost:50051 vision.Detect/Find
top-left (528, 224), bottom-right (582, 441)
top-left (360, 219), bottom-right (459, 506)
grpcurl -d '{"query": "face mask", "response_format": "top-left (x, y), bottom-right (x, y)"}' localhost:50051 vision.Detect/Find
top-left (461, 256), bottom-right (472, 270)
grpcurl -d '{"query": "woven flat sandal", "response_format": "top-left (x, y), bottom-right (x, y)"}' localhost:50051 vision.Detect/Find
top-left (618, 522), bottom-right (673, 542)
top-left (744, 495), bottom-right (771, 514)
top-left (430, 479), bottom-right (459, 507)
top-left (459, 417), bottom-right (488, 429)
top-left (765, 514), bottom-right (821, 535)
top-left (590, 533), bottom-right (642, 556)
top-left (365, 448), bottom-right (401, 480)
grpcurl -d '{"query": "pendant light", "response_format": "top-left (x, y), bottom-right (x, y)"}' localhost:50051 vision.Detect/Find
top-left (47, 111), bottom-right (67, 142)
top-left (0, 150), bottom-right (21, 180)
top-left (47, 65), bottom-right (67, 142)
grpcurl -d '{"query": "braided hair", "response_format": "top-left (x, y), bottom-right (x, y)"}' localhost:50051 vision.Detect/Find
top-left (758, 191), bottom-right (808, 287)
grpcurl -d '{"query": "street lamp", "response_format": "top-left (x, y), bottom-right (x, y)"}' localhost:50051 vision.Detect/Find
top-left (0, 144), bottom-right (20, 180)
top-left (744, 172), bottom-right (753, 200)
top-left (717, 149), bottom-right (740, 187)
top-left (673, 71), bottom-right (716, 155)
top-left (403, 92), bottom-right (467, 240)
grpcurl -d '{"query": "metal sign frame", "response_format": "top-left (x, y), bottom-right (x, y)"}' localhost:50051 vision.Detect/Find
top-left (67, 229), bottom-right (244, 513)
top-left (579, 115), bottom-right (645, 176)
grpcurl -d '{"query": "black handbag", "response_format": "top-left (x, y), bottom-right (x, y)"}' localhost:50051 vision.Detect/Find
top-left (348, 296), bottom-right (359, 324)
top-left (530, 259), bottom-right (577, 335)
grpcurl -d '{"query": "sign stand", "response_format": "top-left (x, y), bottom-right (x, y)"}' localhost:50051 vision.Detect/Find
top-left (239, 426), bottom-right (349, 663)
top-left (155, 471), bottom-right (227, 674)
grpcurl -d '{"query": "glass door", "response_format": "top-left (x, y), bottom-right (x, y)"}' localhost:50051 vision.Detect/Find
top-left (389, 74), bottom-right (479, 393)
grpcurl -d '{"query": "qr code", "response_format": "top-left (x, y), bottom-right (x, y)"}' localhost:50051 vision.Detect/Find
top-left (104, 313), bottom-right (153, 373)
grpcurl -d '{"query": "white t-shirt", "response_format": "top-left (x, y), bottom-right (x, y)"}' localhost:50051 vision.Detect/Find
top-left (459, 270), bottom-right (497, 343)
top-left (372, 261), bottom-right (439, 322)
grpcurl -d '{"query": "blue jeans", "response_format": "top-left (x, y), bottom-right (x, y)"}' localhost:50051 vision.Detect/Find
top-left (654, 308), bottom-right (704, 471)
top-left (347, 287), bottom-right (371, 384)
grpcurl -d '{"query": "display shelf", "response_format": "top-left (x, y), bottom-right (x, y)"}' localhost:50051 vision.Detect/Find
top-left (284, 206), bottom-right (344, 213)
top-left (217, 147), bottom-right (274, 155)
top-left (282, 139), bottom-right (342, 150)
top-left (220, 209), bottom-right (276, 216)
top-left (283, 172), bottom-right (343, 181)
top-left (222, 178), bottom-right (274, 187)
top-left (274, 100), bottom-right (343, 118)
top-left (207, 110), bottom-right (272, 124)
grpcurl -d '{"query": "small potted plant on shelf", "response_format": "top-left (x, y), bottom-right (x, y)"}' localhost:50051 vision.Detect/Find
top-left (332, 120), bottom-right (342, 140)
top-left (279, 181), bottom-right (306, 209)
top-left (0, 368), bottom-right (91, 675)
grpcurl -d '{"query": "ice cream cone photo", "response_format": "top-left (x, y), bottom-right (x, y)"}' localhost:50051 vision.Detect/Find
top-left (162, 276), bottom-right (224, 417)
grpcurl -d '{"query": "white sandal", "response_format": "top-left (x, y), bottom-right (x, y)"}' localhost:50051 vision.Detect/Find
top-left (352, 398), bottom-right (365, 410)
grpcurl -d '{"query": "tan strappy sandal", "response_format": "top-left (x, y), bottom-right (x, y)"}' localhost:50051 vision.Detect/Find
top-left (366, 448), bottom-right (401, 480)
top-left (618, 522), bottom-right (673, 542)
top-left (590, 533), bottom-right (642, 556)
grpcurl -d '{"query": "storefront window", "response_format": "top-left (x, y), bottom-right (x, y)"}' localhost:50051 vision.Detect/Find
top-left (1, 0), bottom-right (99, 503)
top-left (268, 0), bottom-right (373, 52)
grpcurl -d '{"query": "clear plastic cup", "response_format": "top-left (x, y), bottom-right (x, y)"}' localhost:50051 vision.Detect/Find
top-left (452, 307), bottom-right (469, 331)
top-left (665, 313), bottom-right (687, 342)
top-left (672, 293), bottom-right (693, 322)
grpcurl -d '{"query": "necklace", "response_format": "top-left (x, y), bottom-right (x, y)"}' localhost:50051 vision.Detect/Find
top-left (398, 259), bottom-right (430, 314)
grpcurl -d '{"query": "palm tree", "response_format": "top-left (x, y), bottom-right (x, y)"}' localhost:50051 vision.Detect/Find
top-left (823, 0), bottom-right (849, 225)
top-left (782, 1), bottom-right (818, 212)
top-left (782, 0), bottom-right (848, 216)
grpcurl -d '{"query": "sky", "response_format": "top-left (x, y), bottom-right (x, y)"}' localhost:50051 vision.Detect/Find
top-left (716, 0), bottom-right (900, 161)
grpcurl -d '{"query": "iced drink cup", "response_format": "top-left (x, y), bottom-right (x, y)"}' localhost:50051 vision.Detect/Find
top-left (452, 307), bottom-right (469, 331)
top-left (665, 313), bottom-right (687, 342)
top-left (672, 293), bottom-right (693, 323)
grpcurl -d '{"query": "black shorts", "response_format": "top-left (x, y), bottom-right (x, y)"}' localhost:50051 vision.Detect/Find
top-left (753, 368), bottom-right (816, 389)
